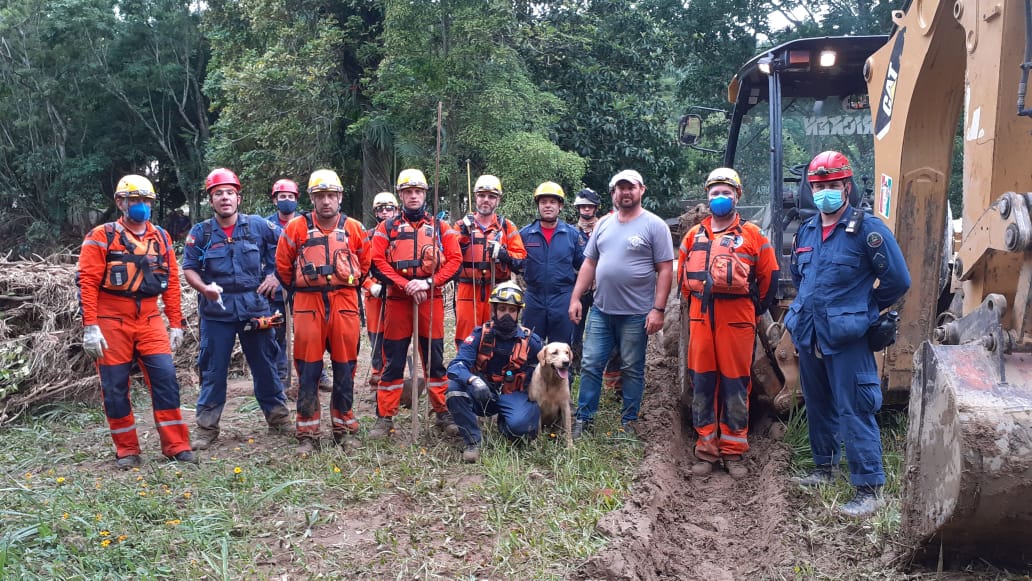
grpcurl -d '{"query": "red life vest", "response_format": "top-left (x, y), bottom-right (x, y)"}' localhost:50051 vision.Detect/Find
top-left (457, 215), bottom-right (511, 284)
top-left (385, 216), bottom-right (443, 279)
top-left (682, 224), bottom-right (754, 301)
top-left (474, 322), bottom-right (532, 394)
top-left (100, 222), bottom-right (172, 298)
top-left (294, 213), bottom-right (362, 290)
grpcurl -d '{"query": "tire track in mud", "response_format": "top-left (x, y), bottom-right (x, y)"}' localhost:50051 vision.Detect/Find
top-left (574, 338), bottom-right (798, 580)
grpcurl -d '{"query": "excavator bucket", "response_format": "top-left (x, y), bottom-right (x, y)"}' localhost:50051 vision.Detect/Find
top-left (905, 339), bottom-right (1032, 564)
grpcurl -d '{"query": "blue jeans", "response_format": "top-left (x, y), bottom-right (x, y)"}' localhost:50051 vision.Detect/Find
top-left (575, 306), bottom-right (648, 424)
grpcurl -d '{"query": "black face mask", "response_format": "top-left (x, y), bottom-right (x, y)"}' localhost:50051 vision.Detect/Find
top-left (403, 205), bottom-right (424, 221)
top-left (493, 314), bottom-right (517, 337)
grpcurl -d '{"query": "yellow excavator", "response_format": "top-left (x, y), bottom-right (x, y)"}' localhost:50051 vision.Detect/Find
top-left (680, 0), bottom-right (1032, 564)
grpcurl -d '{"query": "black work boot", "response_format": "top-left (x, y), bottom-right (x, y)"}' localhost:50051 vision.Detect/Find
top-left (116, 455), bottom-right (142, 471)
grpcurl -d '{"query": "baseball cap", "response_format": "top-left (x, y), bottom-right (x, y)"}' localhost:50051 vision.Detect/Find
top-left (609, 169), bottom-right (645, 189)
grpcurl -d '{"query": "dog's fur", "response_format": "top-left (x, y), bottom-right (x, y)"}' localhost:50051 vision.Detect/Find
top-left (528, 342), bottom-right (574, 448)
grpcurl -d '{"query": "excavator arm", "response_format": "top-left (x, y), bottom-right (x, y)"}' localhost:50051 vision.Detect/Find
top-left (866, 0), bottom-right (1032, 564)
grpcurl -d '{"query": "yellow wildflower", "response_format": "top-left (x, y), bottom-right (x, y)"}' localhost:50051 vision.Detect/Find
top-left (24, 472), bottom-right (32, 480)
top-left (166, 519), bottom-right (181, 526)
top-left (56, 477), bottom-right (66, 485)
top-left (62, 513), bottom-right (69, 520)
top-left (233, 467), bottom-right (242, 474)
top-left (333, 466), bottom-right (341, 473)
top-left (100, 539), bottom-right (111, 547)
top-left (100, 531), bottom-right (111, 537)
top-left (117, 534), bottom-right (127, 543)
top-left (183, 491), bottom-right (192, 499)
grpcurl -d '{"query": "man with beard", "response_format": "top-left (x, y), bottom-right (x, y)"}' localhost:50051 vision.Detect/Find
top-left (368, 168), bottom-right (463, 439)
top-left (276, 169), bottom-right (369, 454)
top-left (445, 282), bottom-right (544, 463)
top-left (569, 170), bottom-right (674, 438)
top-left (452, 174), bottom-right (526, 348)
top-left (183, 168), bottom-right (292, 450)
top-left (519, 182), bottom-right (586, 344)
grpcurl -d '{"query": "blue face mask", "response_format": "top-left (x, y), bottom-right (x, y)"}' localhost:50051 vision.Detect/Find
top-left (709, 195), bottom-right (735, 217)
top-left (276, 199), bottom-right (298, 215)
top-left (127, 201), bottom-right (151, 223)
top-left (813, 189), bottom-right (845, 214)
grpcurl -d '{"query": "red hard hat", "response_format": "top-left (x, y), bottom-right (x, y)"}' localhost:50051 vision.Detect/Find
top-left (205, 168), bottom-right (241, 193)
top-left (270, 178), bottom-right (299, 197)
top-left (807, 151), bottom-right (853, 183)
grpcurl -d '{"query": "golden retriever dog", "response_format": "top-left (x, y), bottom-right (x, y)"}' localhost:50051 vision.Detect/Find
top-left (528, 342), bottom-right (574, 448)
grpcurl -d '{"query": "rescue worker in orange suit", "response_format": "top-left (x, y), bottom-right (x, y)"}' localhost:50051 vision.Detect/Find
top-left (276, 169), bottom-right (370, 454)
top-left (787, 151), bottom-right (910, 517)
top-left (519, 182), bottom-right (586, 344)
top-left (76, 174), bottom-right (195, 469)
top-left (452, 175), bottom-right (526, 348)
top-left (678, 168), bottom-right (778, 479)
top-left (264, 178), bottom-right (331, 395)
top-left (446, 282), bottom-right (544, 463)
top-left (362, 192), bottom-right (399, 389)
top-left (368, 168), bottom-right (462, 439)
top-left (183, 168), bottom-right (291, 450)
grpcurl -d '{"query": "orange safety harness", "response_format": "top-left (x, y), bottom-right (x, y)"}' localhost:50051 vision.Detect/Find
top-left (682, 224), bottom-right (757, 316)
top-left (294, 213), bottom-right (362, 290)
top-left (474, 321), bottom-right (532, 394)
top-left (457, 215), bottom-right (511, 286)
top-left (101, 222), bottom-right (172, 298)
top-left (384, 215), bottom-right (444, 279)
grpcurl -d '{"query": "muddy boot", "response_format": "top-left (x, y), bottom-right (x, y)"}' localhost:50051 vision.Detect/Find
top-left (296, 438), bottom-right (319, 457)
top-left (838, 485), bottom-right (883, 517)
top-left (318, 372), bottom-right (333, 393)
top-left (170, 450), bottom-right (199, 464)
top-left (435, 411), bottom-right (460, 437)
top-left (116, 455), bottom-right (142, 471)
top-left (691, 460), bottom-right (715, 476)
top-left (462, 443), bottom-right (481, 463)
top-left (333, 432), bottom-right (362, 450)
top-left (619, 420), bottom-right (638, 438)
top-left (266, 407), bottom-right (294, 435)
top-left (792, 465), bottom-right (836, 488)
top-left (369, 417), bottom-right (394, 440)
top-left (571, 419), bottom-right (591, 440)
top-left (723, 455), bottom-right (747, 479)
top-left (192, 427), bottom-right (219, 451)
top-left (285, 382), bottom-right (299, 401)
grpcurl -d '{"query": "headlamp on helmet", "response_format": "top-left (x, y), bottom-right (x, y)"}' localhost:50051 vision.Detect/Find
top-left (114, 174), bottom-right (157, 200)
top-left (807, 151), bottom-right (853, 183)
top-left (473, 175), bottom-right (503, 196)
top-left (308, 169), bottom-right (344, 194)
top-left (704, 168), bottom-right (743, 198)
top-left (396, 169), bottom-right (429, 192)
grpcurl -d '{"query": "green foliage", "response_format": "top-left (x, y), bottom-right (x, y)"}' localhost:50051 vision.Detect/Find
top-left (371, 0), bottom-right (585, 221)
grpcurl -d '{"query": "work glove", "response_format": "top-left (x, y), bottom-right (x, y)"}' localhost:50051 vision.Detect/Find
top-left (369, 283), bottom-right (385, 299)
top-left (490, 241), bottom-right (511, 266)
top-left (168, 328), bottom-right (184, 353)
top-left (204, 282), bottom-right (226, 310)
top-left (243, 311), bottom-right (285, 332)
top-left (469, 376), bottom-right (494, 407)
top-left (83, 324), bottom-right (108, 359)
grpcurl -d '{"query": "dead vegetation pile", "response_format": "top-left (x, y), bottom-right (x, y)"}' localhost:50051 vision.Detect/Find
top-left (0, 254), bottom-right (209, 425)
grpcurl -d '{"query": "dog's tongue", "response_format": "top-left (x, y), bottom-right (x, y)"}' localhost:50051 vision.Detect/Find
top-left (557, 368), bottom-right (569, 379)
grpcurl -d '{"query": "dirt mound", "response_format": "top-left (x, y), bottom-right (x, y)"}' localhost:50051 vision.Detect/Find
top-left (574, 334), bottom-right (798, 580)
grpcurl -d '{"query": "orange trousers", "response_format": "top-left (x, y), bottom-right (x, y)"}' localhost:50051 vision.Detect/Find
top-left (687, 298), bottom-right (756, 460)
top-left (378, 294), bottom-right (447, 417)
top-left (95, 296), bottom-right (191, 459)
top-left (454, 280), bottom-right (493, 346)
top-left (292, 289), bottom-right (361, 438)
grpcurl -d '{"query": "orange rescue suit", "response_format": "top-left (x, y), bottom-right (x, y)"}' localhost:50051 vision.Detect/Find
top-left (276, 212), bottom-right (369, 439)
top-left (453, 215), bottom-right (527, 344)
top-left (677, 214), bottom-right (778, 460)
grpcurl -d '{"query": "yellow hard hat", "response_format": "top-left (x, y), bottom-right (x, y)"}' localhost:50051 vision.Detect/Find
top-left (373, 191), bottom-right (398, 209)
top-left (396, 169), bottom-right (429, 191)
top-left (533, 181), bottom-right (565, 202)
top-left (114, 175), bottom-right (157, 200)
top-left (705, 168), bottom-right (743, 198)
top-left (308, 169), bottom-right (344, 194)
top-left (473, 174), bottom-right (503, 196)
top-left (489, 281), bottom-right (525, 309)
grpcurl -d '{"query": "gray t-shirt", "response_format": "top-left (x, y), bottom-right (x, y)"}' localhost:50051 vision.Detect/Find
top-left (586, 210), bottom-right (674, 315)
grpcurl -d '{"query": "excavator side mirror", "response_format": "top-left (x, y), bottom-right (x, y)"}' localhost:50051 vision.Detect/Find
top-left (678, 114), bottom-right (703, 146)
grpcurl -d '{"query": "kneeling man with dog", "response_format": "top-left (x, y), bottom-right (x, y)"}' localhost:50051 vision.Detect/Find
top-left (446, 282), bottom-right (546, 463)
